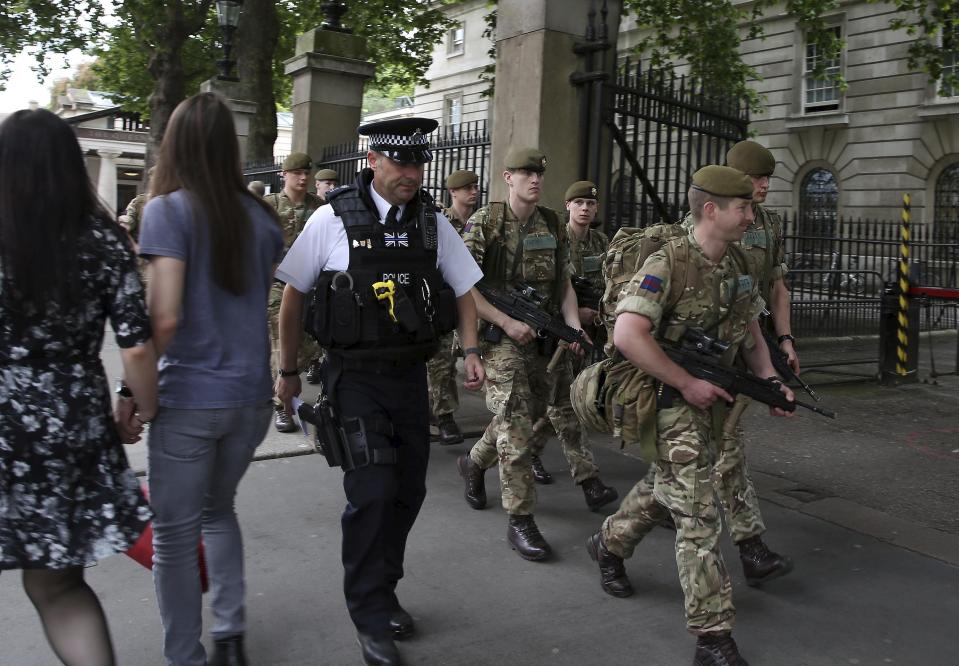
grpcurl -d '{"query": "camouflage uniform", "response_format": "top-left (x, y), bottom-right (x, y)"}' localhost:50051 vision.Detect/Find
top-left (679, 205), bottom-right (786, 543)
top-left (425, 205), bottom-right (470, 420)
top-left (601, 230), bottom-right (764, 634)
top-left (464, 202), bottom-right (599, 513)
top-left (123, 192), bottom-right (149, 241)
top-left (512, 224), bottom-right (609, 472)
top-left (266, 190), bottom-right (323, 375)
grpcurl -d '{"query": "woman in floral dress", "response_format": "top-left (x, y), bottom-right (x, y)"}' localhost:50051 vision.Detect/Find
top-left (0, 109), bottom-right (158, 665)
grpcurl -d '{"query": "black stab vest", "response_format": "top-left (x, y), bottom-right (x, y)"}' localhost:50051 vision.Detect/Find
top-left (305, 169), bottom-right (458, 361)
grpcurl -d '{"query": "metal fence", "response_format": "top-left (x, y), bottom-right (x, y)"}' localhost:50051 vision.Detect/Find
top-left (783, 213), bottom-right (959, 337)
top-left (244, 120), bottom-right (492, 208)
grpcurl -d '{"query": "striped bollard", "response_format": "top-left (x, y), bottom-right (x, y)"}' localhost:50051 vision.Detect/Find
top-left (896, 194), bottom-right (913, 378)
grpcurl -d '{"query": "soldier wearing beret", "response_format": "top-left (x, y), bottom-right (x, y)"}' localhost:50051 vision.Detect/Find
top-left (589, 165), bottom-right (795, 666)
top-left (119, 166), bottom-right (156, 242)
top-left (456, 148), bottom-right (617, 562)
top-left (274, 117), bottom-right (485, 666)
top-left (314, 168), bottom-right (340, 203)
top-left (426, 169), bottom-right (480, 445)
top-left (682, 141), bottom-right (797, 587)
top-left (265, 153), bottom-right (324, 430)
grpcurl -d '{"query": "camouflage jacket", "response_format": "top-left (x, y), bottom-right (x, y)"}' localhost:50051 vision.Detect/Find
top-left (124, 192), bottom-right (149, 241)
top-left (443, 205), bottom-right (473, 235)
top-left (567, 224), bottom-right (609, 296)
top-left (681, 203), bottom-right (786, 304)
top-left (462, 201), bottom-right (572, 313)
top-left (265, 190), bottom-right (323, 251)
top-left (617, 231), bottom-right (762, 356)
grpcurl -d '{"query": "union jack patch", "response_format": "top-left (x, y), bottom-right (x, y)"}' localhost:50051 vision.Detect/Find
top-left (384, 232), bottom-right (409, 247)
top-left (463, 222), bottom-right (473, 233)
top-left (639, 275), bottom-right (663, 294)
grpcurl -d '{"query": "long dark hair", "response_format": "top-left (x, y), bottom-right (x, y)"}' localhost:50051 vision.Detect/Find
top-left (0, 108), bottom-right (113, 310)
top-left (150, 92), bottom-right (277, 295)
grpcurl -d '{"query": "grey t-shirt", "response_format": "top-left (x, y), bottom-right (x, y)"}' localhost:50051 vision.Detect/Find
top-left (139, 189), bottom-right (283, 409)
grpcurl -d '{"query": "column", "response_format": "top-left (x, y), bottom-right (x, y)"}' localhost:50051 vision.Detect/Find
top-left (199, 78), bottom-right (258, 163)
top-left (97, 150), bottom-right (121, 215)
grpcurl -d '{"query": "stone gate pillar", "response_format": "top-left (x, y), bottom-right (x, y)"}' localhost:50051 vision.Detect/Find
top-left (489, 0), bottom-right (621, 206)
top-left (284, 27), bottom-right (375, 163)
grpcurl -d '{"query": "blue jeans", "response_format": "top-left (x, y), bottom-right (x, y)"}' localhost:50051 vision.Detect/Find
top-left (147, 403), bottom-right (271, 666)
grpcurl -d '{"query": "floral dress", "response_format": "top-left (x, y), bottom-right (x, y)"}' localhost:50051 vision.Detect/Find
top-left (0, 216), bottom-right (153, 569)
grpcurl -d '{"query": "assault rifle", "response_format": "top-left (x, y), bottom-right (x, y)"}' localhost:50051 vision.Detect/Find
top-left (663, 329), bottom-right (835, 419)
top-left (760, 309), bottom-right (820, 401)
top-left (571, 275), bottom-right (604, 311)
top-left (477, 283), bottom-right (596, 356)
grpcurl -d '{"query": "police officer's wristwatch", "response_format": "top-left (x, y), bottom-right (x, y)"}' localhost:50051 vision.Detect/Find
top-left (279, 368), bottom-right (299, 377)
top-left (463, 347), bottom-right (483, 360)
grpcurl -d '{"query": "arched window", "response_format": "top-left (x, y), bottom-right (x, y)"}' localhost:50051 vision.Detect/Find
top-left (799, 167), bottom-right (839, 237)
top-left (934, 162), bottom-right (959, 243)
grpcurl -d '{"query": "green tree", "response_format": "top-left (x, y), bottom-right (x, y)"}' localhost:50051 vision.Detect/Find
top-left (874, 0), bottom-right (959, 95)
top-left (48, 60), bottom-right (104, 108)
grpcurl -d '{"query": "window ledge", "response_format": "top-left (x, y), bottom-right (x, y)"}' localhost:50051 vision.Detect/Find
top-left (784, 112), bottom-right (850, 130)
top-left (918, 100), bottom-right (959, 119)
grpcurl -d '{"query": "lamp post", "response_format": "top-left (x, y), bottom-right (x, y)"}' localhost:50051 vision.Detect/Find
top-left (321, 1), bottom-right (351, 33)
top-left (215, 0), bottom-right (243, 81)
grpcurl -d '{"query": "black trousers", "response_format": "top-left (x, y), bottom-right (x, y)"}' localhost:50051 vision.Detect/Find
top-left (330, 362), bottom-right (430, 635)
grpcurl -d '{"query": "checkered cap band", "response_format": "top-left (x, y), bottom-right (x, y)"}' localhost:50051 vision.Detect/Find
top-left (368, 132), bottom-right (429, 149)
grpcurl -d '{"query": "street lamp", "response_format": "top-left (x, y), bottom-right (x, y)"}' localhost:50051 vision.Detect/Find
top-left (216, 0), bottom-right (243, 81)
top-left (321, 1), bottom-right (351, 33)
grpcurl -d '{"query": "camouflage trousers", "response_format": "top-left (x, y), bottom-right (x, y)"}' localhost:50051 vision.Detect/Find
top-left (426, 331), bottom-right (460, 419)
top-left (268, 284), bottom-right (320, 386)
top-left (468, 338), bottom-right (598, 515)
top-left (601, 400), bottom-right (735, 635)
top-left (716, 394), bottom-right (765, 543)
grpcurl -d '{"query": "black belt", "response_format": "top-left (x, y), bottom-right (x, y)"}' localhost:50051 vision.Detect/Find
top-left (332, 355), bottom-right (423, 374)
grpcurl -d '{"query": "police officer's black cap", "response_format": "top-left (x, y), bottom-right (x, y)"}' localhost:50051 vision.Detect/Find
top-left (359, 117), bottom-right (439, 165)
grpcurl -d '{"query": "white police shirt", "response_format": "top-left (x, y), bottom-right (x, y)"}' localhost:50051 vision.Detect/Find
top-left (275, 181), bottom-right (483, 297)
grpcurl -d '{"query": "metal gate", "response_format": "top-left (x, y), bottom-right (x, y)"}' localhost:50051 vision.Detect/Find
top-left (571, 1), bottom-right (750, 230)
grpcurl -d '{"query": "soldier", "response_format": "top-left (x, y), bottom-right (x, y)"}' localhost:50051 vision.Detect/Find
top-left (427, 169), bottom-right (479, 444)
top-left (119, 166), bottom-right (155, 242)
top-left (247, 180), bottom-right (267, 197)
top-left (496, 180), bottom-right (610, 484)
top-left (314, 168), bottom-right (340, 202)
top-left (265, 153), bottom-right (324, 431)
top-left (274, 117), bottom-right (485, 666)
top-left (456, 148), bottom-right (617, 562)
top-left (587, 166), bottom-right (795, 666)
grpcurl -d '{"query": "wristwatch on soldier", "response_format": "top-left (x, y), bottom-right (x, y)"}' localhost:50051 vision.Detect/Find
top-left (777, 333), bottom-right (796, 346)
top-left (463, 347), bottom-right (483, 360)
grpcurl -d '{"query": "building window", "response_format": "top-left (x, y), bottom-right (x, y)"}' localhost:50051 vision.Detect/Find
top-left (447, 22), bottom-right (465, 57)
top-left (444, 94), bottom-right (463, 133)
top-left (799, 167), bottom-right (839, 236)
top-left (940, 21), bottom-right (959, 97)
top-left (934, 162), bottom-right (959, 243)
top-left (804, 26), bottom-right (842, 113)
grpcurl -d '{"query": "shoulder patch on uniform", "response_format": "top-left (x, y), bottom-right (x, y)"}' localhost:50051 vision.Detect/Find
top-left (639, 275), bottom-right (663, 294)
top-left (463, 221), bottom-right (473, 233)
top-left (742, 230), bottom-right (768, 247)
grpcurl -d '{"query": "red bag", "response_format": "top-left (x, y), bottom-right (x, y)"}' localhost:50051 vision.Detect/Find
top-left (124, 483), bottom-right (209, 593)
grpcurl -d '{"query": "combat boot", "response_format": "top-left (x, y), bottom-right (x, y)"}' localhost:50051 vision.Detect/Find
top-left (456, 454), bottom-right (487, 510)
top-left (507, 514), bottom-right (551, 561)
top-left (693, 632), bottom-right (748, 666)
top-left (531, 454), bottom-right (554, 484)
top-left (273, 406), bottom-right (298, 433)
top-left (581, 476), bottom-right (619, 511)
top-left (437, 415), bottom-right (464, 445)
top-left (738, 535), bottom-right (794, 587)
top-left (585, 531), bottom-right (634, 597)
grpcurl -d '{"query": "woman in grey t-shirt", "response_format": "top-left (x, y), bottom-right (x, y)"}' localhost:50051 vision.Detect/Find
top-left (135, 92), bottom-right (283, 666)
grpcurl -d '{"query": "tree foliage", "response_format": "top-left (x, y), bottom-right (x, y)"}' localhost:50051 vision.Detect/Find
top-left (0, 1), bottom-right (104, 86)
top-left (872, 0), bottom-right (959, 95)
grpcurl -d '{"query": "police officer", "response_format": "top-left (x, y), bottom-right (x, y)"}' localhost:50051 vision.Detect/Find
top-left (274, 118), bottom-right (485, 666)
top-left (456, 148), bottom-right (617, 562)
top-left (587, 166), bottom-right (795, 666)
top-left (266, 153), bottom-right (324, 428)
top-left (314, 168), bottom-right (340, 203)
top-left (427, 169), bottom-right (479, 444)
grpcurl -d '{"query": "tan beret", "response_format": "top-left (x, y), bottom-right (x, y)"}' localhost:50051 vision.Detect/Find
top-left (505, 147), bottom-right (547, 172)
top-left (282, 152), bottom-right (313, 171)
top-left (565, 180), bottom-right (598, 201)
top-left (446, 169), bottom-right (479, 189)
top-left (314, 168), bottom-right (339, 181)
top-left (691, 165), bottom-right (753, 199)
top-left (726, 140), bottom-right (775, 177)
